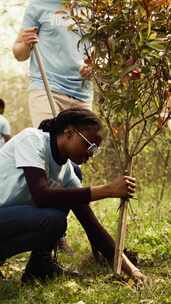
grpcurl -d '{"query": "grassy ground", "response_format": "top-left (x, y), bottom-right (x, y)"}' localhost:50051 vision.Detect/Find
top-left (0, 191), bottom-right (171, 304)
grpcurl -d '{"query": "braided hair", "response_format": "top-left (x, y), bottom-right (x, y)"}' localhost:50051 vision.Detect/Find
top-left (38, 107), bottom-right (102, 134)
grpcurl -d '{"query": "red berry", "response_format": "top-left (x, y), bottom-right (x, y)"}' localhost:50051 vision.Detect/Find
top-left (131, 68), bottom-right (141, 79)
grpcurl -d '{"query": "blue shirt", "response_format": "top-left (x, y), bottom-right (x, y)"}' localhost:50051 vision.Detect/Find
top-left (0, 128), bottom-right (81, 207)
top-left (21, 0), bottom-right (93, 103)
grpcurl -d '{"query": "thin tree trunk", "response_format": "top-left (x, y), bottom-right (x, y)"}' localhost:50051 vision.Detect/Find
top-left (114, 158), bottom-right (133, 274)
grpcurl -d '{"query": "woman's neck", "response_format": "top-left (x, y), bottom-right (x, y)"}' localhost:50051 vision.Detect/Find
top-left (56, 135), bottom-right (68, 164)
top-left (50, 134), bottom-right (68, 165)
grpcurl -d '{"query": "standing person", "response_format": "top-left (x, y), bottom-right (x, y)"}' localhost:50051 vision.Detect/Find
top-left (0, 108), bottom-right (145, 284)
top-left (0, 98), bottom-right (11, 148)
top-left (12, 0), bottom-right (93, 128)
top-left (12, 0), bottom-right (93, 253)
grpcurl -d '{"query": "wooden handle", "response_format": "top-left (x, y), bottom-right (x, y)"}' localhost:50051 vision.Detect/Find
top-left (33, 44), bottom-right (56, 118)
top-left (114, 197), bottom-right (128, 274)
top-left (114, 160), bottom-right (133, 274)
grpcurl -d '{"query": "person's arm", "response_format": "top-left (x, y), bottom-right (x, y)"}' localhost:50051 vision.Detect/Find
top-left (71, 204), bottom-right (145, 281)
top-left (24, 167), bottom-right (91, 208)
top-left (13, 27), bottom-right (38, 61)
top-left (0, 119), bottom-right (11, 143)
top-left (13, 0), bottom-right (40, 61)
top-left (23, 167), bottom-right (135, 208)
top-left (2, 134), bottom-right (11, 143)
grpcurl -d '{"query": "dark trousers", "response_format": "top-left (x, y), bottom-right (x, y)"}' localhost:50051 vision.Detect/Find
top-left (0, 205), bottom-right (67, 260)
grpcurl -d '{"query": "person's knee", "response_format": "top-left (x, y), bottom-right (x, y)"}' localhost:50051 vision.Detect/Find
top-left (45, 210), bottom-right (67, 239)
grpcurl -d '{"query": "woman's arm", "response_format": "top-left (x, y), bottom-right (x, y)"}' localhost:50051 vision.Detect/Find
top-left (23, 167), bottom-right (91, 208)
top-left (23, 167), bottom-right (135, 208)
top-left (72, 204), bottom-right (146, 281)
top-left (13, 27), bottom-right (38, 61)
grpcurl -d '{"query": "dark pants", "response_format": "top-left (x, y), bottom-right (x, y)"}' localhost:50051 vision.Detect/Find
top-left (0, 205), bottom-right (67, 260)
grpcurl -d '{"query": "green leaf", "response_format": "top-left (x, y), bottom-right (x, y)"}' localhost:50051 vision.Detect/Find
top-left (147, 19), bottom-right (152, 38)
top-left (145, 41), bottom-right (165, 51)
top-left (148, 32), bottom-right (157, 41)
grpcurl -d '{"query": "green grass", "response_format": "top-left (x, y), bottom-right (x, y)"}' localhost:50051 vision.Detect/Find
top-left (1, 191), bottom-right (171, 304)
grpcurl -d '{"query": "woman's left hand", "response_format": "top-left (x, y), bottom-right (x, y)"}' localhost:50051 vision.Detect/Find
top-left (80, 63), bottom-right (93, 80)
top-left (132, 270), bottom-right (148, 285)
top-left (80, 57), bottom-right (93, 80)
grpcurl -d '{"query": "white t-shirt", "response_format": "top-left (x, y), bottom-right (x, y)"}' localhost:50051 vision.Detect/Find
top-left (0, 128), bottom-right (81, 207)
top-left (0, 114), bottom-right (11, 148)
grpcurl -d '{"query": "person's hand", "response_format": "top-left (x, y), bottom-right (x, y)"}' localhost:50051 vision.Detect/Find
top-left (108, 175), bottom-right (136, 199)
top-left (21, 27), bottom-right (38, 48)
top-left (80, 57), bottom-right (93, 80)
top-left (132, 269), bottom-right (148, 285)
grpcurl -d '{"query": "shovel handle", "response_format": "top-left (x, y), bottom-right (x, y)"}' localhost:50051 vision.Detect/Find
top-left (33, 44), bottom-right (56, 118)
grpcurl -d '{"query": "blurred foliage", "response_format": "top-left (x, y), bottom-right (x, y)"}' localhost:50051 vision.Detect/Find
top-left (0, 74), bottom-right (31, 134)
top-left (0, 1), bottom-right (26, 73)
top-left (82, 128), bottom-right (171, 187)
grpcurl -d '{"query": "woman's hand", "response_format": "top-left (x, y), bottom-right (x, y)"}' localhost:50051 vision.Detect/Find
top-left (13, 27), bottom-right (39, 61)
top-left (90, 175), bottom-right (136, 202)
top-left (132, 269), bottom-right (148, 285)
top-left (21, 27), bottom-right (38, 47)
top-left (80, 57), bottom-right (93, 80)
top-left (108, 175), bottom-right (136, 199)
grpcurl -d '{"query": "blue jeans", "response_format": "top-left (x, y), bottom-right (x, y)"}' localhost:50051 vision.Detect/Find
top-left (0, 205), bottom-right (67, 260)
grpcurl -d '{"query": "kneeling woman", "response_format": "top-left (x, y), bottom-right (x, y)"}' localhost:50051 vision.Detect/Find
top-left (0, 107), bottom-right (145, 283)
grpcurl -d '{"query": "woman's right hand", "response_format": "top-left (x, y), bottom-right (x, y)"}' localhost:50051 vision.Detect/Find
top-left (108, 175), bottom-right (136, 199)
top-left (21, 27), bottom-right (39, 47)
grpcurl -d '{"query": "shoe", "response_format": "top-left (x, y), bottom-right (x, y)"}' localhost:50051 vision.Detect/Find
top-left (56, 238), bottom-right (74, 256)
top-left (21, 252), bottom-right (81, 284)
